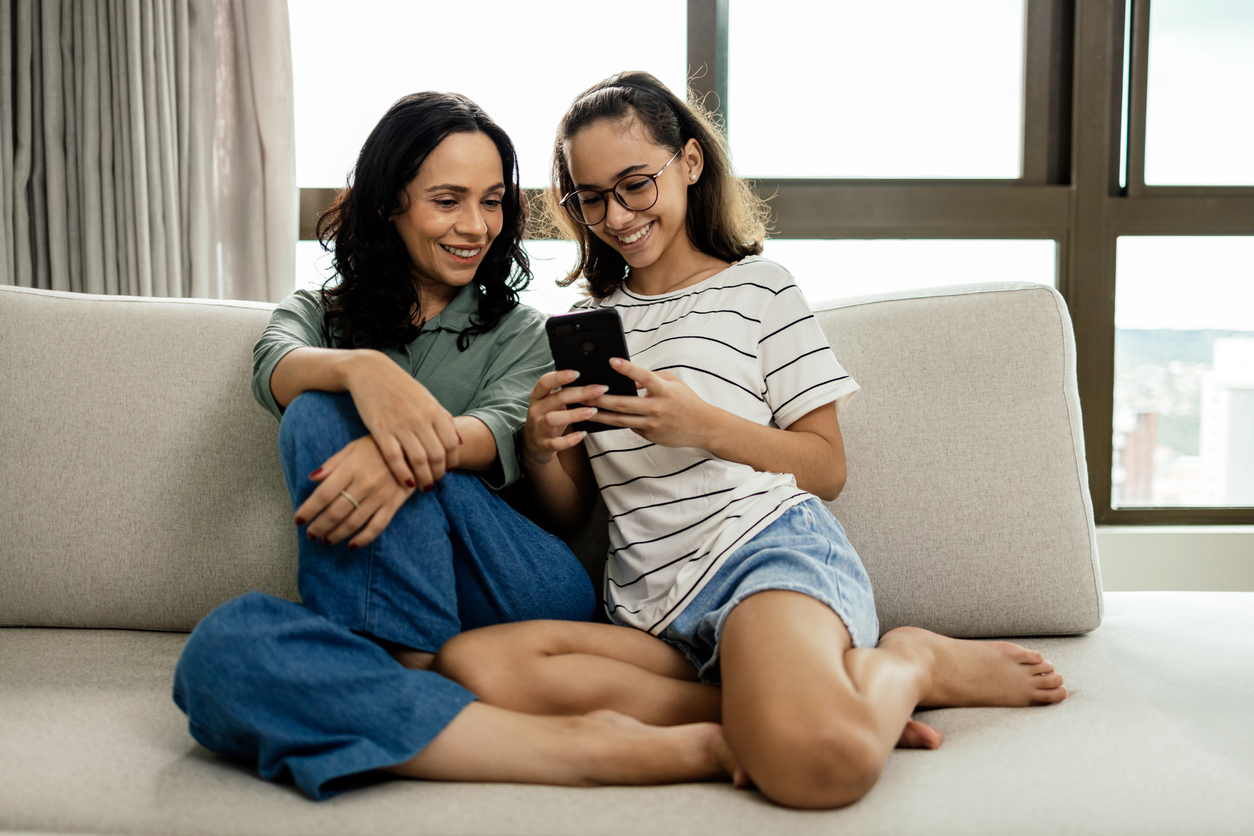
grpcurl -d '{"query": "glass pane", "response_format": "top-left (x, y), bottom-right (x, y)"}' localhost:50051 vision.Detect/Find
top-left (758, 239), bottom-right (1055, 307)
top-left (1145, 1), bottom-right (1254, 185)
top-left (1113, 237), bottom-right (1254, 507)
top-left (290, 1), bottom-right (686, 189)
top-left (295, 238), bottom-right (585, 315)
top-left (728, 0), bottom-right (1025, 179)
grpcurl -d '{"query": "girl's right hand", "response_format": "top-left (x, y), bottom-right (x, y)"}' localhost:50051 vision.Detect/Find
top-left (523, 370), bottom-right (607, 466)
top-left (345, 350), bottom-right (461, 490)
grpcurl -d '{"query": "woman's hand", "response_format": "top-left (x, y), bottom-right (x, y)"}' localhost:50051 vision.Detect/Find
top-left (589, 358), bottom-right (721, 449)
top-left (345, 350), bottom-right (461, 490)
top-left (522, 370), bottom-right (607, 466)
top-left (295, 435), bottom-right (417, 549)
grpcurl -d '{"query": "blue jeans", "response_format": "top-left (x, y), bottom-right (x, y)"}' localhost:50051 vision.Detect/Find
top-left (174, 392), bottom-right (596, 799)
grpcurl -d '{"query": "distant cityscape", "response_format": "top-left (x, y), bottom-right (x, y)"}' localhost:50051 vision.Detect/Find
top-left (1113, 329), bottom-right (1254, 507)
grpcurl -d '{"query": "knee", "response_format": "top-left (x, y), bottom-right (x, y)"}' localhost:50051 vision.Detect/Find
top-left (432, 629), bottom-right (515, 700)
top-left (279, 391), bottom-right (360, 455)
top-left (433, 623), bottom-right (568, 712)
top-left (743, 715), bottom-right (883, 809)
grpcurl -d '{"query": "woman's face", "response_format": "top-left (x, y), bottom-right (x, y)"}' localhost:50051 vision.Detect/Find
top-left (565, 118), bottom-right (700, 272)
top-left (393, 131), bottom-right (506, 293)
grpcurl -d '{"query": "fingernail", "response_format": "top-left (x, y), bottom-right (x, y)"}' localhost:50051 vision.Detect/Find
top-left (596, 385), bottom-right (609, 394)
top-left (456, 431), bottom-right (464, 444)
top-left (569, 370), bottom-right (580, 379)
top-left (322, 537), bottom-right (330, 546)
top-left (422, 484), bottom-right (434, 493)
top-left (309, 467), bottom-right (323, 479)
top-left (406, 478), bottom-right (416, 488)
top-left (348, 543), bottom-right (358, 551)
top-left (610, 358), bottom-right (622, 367)
top-left (294, 516), bottom-right (306, 526)
top-left (307, 532), bottom-right (318, 541)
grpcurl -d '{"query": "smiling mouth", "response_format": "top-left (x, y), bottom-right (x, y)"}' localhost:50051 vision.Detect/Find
top-left (441, 244), bottom-right (483, 259)
top-left (614, 221), bottom-right (652, 246)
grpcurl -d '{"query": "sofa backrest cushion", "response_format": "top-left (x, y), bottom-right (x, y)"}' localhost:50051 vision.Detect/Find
top-left (0, 281), bottom-right (1102, 636)
top-left (1, 286), bottom-right (298, 630)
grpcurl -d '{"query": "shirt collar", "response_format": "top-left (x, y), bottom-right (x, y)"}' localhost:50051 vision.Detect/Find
top-left (421, 284), bottom-right (478, 334)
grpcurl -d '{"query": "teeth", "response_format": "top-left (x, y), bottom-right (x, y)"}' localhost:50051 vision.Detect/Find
top-left (617, 223), bottom-right (651, 245)
top-left (442, 245), bottom-right (481, 258)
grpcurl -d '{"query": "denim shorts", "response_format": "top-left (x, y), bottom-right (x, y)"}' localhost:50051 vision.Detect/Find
top-left (660, 499), bottom-right (879, 684)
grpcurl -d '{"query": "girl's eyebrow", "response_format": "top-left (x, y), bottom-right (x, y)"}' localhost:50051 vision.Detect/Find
top-left (576, 163), bottom-right (648, 190)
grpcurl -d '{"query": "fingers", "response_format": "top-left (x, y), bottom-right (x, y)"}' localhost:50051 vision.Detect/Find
top-left (534, 368), bottom-right (580, 399)
top-left (609, 357), bottom-right (657, 386)
top-left (375, 433), bottom-right (417, 490)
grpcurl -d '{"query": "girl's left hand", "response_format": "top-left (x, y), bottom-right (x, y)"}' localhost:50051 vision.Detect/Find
top-left (589, 358), bottom-right (720, 449)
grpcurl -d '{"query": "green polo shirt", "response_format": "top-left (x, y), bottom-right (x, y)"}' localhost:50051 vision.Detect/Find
top-left (251, 285), bottom-right (553, 490)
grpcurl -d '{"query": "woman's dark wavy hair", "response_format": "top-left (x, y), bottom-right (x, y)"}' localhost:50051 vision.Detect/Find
top-left (544, 71), bottom-right (769, 299)
top-left (316, 92), bottom-right (530, 351)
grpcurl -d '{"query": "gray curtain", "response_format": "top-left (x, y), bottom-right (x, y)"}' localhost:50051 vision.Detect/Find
top-left (0, 0), bottom-right (295, 302)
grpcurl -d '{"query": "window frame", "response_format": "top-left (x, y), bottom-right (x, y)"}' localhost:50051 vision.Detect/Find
top-left (296, 0), bottom-right (1254, 524)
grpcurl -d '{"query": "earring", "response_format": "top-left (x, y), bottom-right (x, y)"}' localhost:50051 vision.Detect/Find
top-left (690, 174), bottom-right (697, 181)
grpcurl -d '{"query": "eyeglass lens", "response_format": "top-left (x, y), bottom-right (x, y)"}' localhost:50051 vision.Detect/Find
top-left (567, 175), bottom-right (659, 225)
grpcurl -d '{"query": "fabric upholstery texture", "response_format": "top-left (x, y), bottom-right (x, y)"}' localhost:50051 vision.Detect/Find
top-left (0, 286), bottom-right (298, 630)
top-left (2, 593), bottom-right (1251, 835)
top-left (1, 282), bottom-right (1100, 637)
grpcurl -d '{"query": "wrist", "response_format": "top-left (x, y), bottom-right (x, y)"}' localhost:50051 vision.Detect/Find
top-left (340, 348), bottom-right (383, 391)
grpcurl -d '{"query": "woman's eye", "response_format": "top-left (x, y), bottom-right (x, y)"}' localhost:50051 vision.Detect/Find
top-left (579, 194), bottom-right (604, 207)
top-left (434, 199), bottom-right (457, 208)
top-left (484, 198), bottom-right (503, 209)
top-left (622, 179), bottom-right (649, 193)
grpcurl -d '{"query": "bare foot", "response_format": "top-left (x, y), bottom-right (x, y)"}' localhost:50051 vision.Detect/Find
top-left (879, 626), bottom-right (1067, 708)
top-left (580, 710), bottom-right (741, 785)
top-left (896, 718), bottom-right (944, 749)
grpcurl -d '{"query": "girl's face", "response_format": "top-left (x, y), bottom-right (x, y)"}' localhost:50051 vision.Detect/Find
top-left (392, 131), bottom-right (506, 293)
top-left (565, 119), bottom-right (701, 273)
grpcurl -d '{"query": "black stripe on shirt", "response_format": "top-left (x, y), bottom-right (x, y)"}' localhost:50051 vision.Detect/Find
top-left (608, 492), bottom-right (769, 557)
top-left (634, 334), bottom-right (757, 360)
top-left (758, 314), bottom-right (815, 345)
top-left (608, 486), bottom-right (737, 521)
top-left (763, 346), bottom-right (831, 380)
top-left (771, 377), bottom-right (850, 416)
top-left (598, 458), bottom-right (711, 491)
top-left (617, 278), bottom-right (779, 306)
top-left (625, 308), bottom-right (761, 336)
top-left (607, 546), bottom-right (701, 588)
top-left (644, 492), bottom-right (809, 633)
top-left (589, 441), bottom-right (656, 460)
top-left (653, 365), bottom-right (766, 403)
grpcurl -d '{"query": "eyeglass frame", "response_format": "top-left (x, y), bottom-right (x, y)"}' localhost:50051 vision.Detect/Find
top-left (559, 148), bottom-right (684, 226)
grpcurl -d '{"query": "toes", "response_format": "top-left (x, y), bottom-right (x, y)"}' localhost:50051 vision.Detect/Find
top-left (1032, 686), bottom-right (1068, 705)
top-left (1026, 660), bottom-right (1055, 675)
top-left (897, 719), bottom-right (944, 750)
top-left (1034, 672), bottom-right (1065, 690)
top-left (1015, 647), bottom-right (1044, 665)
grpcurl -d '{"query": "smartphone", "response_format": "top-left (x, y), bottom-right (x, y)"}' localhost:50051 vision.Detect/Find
top-left (545, 308), bottom-right (636, 433)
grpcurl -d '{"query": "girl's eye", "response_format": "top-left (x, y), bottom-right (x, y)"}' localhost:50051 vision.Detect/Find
top-left (622, 178), bottom-right (650, 193)
top-left (579, 193), bottom-right (604, 207)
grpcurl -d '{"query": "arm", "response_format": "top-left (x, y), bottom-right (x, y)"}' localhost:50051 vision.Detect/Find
top-left (589, 358), bottom-right (848, 501)
top-left (521, 370), bottom-right (605, 533)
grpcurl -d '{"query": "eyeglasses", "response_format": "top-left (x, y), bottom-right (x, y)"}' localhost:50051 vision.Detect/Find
top-left (559, 149), bottom-right (682, 226)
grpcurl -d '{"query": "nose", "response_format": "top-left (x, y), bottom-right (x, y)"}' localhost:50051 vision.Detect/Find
top-left (603, 196), bottom-right (636, 230)
top-left (456, 204), bottom-right (488, 238)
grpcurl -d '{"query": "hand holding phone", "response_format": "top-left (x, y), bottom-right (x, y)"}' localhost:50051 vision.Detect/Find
top-left (545, 309), bottom-right (635, 433)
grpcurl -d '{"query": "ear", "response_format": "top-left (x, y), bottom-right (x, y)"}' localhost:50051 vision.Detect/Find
top-left (683, 138), bottom-right (704, 184)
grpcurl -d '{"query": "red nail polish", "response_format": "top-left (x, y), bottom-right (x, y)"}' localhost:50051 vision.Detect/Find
top-left (422, 484), bottom-right (434, 493)
top-left (456, 432), bottom-right (464, 444)
top-left (309, 467), bottom-right (323, 479)
top-left (406, 478), bottom-right (415, 488)
top-left (322, 537), bottom-right (330, 546)
top-left (294, 516), bottom-right (306, 526)
top-left (348, 543), bottom-right (358, 551)
top-left (307, 532), bottom-right (317, 541)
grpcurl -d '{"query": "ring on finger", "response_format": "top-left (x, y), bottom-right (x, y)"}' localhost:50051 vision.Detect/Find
top-left (340, 490), bottom-right (360, 510)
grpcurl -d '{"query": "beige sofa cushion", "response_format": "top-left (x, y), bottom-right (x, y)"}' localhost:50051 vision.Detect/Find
top-left (0, 286), bottom-right (298, 630)
top-left (0, 282), bottom-right (1100, 636)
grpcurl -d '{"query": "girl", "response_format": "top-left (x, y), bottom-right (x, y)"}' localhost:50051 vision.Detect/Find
top-left (173, 92), bottom-right (737, 799)
top-left (435, 73), bottom-right (1068, 809)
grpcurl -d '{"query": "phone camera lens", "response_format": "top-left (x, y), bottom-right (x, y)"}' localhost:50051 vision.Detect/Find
top-left (580, 339), bottom-right (596, 354)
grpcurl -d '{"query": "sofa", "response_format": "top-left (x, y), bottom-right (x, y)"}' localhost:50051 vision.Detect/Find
top-left (2, 280), bottom-right (1252, 836)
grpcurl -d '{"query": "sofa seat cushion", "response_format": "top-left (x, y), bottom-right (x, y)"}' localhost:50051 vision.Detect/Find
top-left (2, 592), bottom-right (1252, 836)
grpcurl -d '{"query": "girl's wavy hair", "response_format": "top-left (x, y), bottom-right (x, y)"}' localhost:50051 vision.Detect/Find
top-left (544, 71), bottom-right (769, 299)
top-left (316, 92), bottom-right (530, 351)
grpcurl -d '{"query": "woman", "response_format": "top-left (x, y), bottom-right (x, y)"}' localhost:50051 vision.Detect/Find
top-left (173, 92), bottom-right (736, 800)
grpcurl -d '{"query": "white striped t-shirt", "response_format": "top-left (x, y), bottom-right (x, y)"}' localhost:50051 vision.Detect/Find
top-left (576, 256), bottom-right (860, 634)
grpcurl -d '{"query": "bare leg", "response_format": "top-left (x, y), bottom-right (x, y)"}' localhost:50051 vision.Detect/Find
top-left (720, 591), bottom-right (1067, 809)
top-left (433, 620), bottom-right (722, 726)
top-left (385, 702), bottom-right (737, 787)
